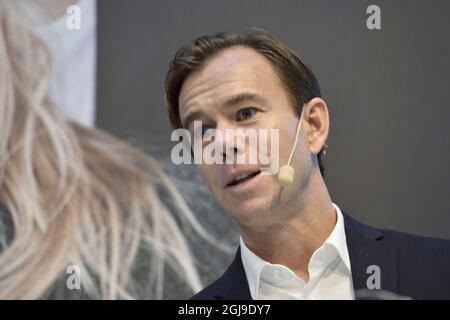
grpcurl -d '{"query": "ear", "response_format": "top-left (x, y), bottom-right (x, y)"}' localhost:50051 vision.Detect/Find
top-left (303, 98), bottom-right (329, 155)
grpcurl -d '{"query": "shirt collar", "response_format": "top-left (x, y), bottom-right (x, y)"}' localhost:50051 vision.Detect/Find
top-left (240, 203), bottom-right (352, 299)
top-left (327, 203), bottom-right (352, 272)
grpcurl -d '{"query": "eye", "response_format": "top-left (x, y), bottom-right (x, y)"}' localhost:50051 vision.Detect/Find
top-left (236, 107), bottom-right (257, 121)
top-left (196, 125), bottom-right (214, 140)
top-left (202, 127), bottom-right (211, 138)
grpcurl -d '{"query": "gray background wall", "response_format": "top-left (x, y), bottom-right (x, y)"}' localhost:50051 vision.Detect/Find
top-left (96, 0), bottom-right (450, 271)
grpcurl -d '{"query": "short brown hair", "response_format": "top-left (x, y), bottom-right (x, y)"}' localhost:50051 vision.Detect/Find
top-left (164, 28), bottom-right (325, 176)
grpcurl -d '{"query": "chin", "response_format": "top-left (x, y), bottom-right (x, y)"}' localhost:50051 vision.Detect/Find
top-left (225, 196), bottom-right (274, 226)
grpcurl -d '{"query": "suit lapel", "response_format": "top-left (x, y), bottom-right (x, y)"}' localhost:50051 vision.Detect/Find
top-left (343, 212), bottom-right (398, 295)
top-left (212, 248), bottom-right (253, 300)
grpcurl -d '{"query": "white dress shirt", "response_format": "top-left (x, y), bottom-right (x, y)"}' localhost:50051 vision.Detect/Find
top-left (240, 203), bottom-right (355, 300)
top-left (35, 0), bottom-right (97, 127)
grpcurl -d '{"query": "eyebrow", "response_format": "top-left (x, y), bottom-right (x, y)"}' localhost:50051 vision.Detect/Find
top-left (181, 92), bottom-right (266, 129)
top-left (182, 110), bottom-right (204, 130)
top-left (223, 92), bottom-right (266, 109)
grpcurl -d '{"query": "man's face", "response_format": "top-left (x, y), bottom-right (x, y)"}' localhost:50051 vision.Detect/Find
top-left (178, 46), bottom-right (313, 227)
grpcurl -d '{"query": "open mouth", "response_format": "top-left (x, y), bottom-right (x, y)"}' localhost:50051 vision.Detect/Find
top-left (226, 170), bottom-right (261, 187)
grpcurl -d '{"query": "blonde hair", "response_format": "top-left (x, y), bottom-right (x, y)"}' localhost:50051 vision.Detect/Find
top-left (0, 1), bottom-right (228, 299)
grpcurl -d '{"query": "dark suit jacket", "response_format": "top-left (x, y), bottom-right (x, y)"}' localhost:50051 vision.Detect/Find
top-left (192, 212), bottom-right (450, 300)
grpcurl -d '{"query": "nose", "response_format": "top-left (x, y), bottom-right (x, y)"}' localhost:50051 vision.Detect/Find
top-left (214, 121), bottom-right (242, 163)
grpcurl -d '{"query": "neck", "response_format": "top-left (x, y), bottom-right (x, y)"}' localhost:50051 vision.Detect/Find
top-left (239, 169), bottom-right (337, 281)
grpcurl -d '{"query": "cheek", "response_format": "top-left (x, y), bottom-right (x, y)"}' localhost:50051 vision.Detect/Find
top-left (277, 122), bottom-right (298, 162)
top-left (264, 110), bottom-right (298, 153)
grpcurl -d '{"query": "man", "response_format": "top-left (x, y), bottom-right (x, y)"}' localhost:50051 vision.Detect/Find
top-left (164, 29), bottom-right (450, 299)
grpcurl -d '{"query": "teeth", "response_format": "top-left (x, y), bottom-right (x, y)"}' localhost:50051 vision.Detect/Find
top-left (234, 173), bottom-right (250, 182)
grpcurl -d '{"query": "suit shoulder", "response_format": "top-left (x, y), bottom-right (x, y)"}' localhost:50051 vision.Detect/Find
top-left (379, 227), bottom-right (450, 250)
top-left (378, 227), bottom-right (450, 269)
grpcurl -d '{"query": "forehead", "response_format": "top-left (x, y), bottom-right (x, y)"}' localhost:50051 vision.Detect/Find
top-left (178, 46), bottom-right (284, 117)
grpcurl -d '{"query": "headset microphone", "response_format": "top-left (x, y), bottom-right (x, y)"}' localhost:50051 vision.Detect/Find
top-left (277, 108), bottom-right (305, 187)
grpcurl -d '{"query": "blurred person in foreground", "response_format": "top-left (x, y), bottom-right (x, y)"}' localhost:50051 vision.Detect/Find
top-left (0, 1), bottom-right (226, 299)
